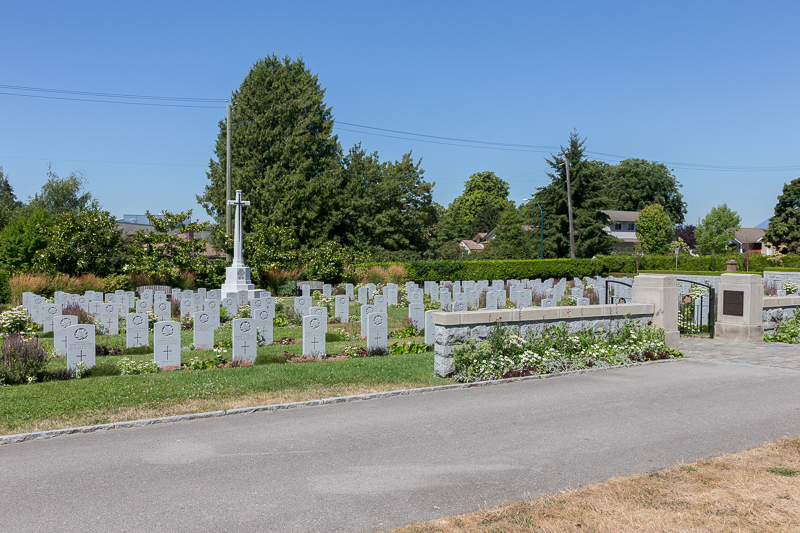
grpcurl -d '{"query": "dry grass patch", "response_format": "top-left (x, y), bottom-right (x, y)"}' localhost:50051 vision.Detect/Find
top-left (384, 437), bottom-right (800, 533)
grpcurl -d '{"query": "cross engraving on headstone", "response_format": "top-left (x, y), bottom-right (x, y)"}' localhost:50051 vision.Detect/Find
top-left (164, 346), bottom-right (172, 361)
top-left (76, 350), bottom-right (85, 362)
top-left (134, 333), bottom-right (142, 345)
top-left (311, 337), bottom-right (319, 351)
top-left (241, 341), bottom-right (249, 355)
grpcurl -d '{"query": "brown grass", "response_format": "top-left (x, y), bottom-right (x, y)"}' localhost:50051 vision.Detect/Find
top-left (8, 274), bottom-right (49, 305)
top-left (363, 265), bottom-right (390, 284)
top-left (384, 437), bottom-right (800, 533)
top-left (7, 382), bottom-right (434, 435)
top-left (387, 264), bottom-right (408, 284)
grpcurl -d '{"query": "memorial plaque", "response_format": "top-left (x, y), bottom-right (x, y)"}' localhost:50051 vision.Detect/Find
top-left (723, 290), bottom-right (744, 317)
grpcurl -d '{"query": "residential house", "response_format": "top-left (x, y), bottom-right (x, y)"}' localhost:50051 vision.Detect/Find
top-left (601, 210), bottom-right (640, 250)
top-left (731, 227), bottom-right (773, 255)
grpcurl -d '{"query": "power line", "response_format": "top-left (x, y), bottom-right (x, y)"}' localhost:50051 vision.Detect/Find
top-left (0, 84), bottom-right (226, 102)
top-left (0, 91), bottom-right (224, 108)
top-left (336, 127), bottom-right (554, 154)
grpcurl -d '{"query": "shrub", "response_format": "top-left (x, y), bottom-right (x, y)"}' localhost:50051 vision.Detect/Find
top-left (260, 268), bottom-right (305, 294)
top-left (0, 306), bottom-right (36, 334)
top-left (118, 357), bottom-right (160, 375)
top-left (84, 363), bottom-right (121, 377)
top-left (277, 280), bottom-right (297, 297)
top-left (386, 264), bottom-right (407, 284)
top-left (62, 303), bottom-right (95, 324)
top-left (74, 274), bottom-right (105, 293)
top-left (0, 269), bottom-right (9, 304)
top-left (0, 332), bottom-right (49, 385)
top-left (8, 274), bottom-right (48, 305)
top-left (362, 266), bottom-right (390, 285)
top-left (254, 352), bottom-right (289, 365)
top-left (102, 274), bottom-right (132, 293)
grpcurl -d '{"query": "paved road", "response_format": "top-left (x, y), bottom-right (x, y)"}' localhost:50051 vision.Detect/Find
top-left (2, 359), bottom-right (800, 533)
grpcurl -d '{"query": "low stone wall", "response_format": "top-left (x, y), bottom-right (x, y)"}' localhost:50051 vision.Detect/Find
top-left (762, 296), bottom-right (800, 331)
top-left (432, 303), bottom-right (655, 377)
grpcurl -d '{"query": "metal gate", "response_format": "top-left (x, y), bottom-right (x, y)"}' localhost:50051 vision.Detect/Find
top-left (677, 278), bottom-right (715, 338)
top-left (604, 279), bottom-right (633, 304)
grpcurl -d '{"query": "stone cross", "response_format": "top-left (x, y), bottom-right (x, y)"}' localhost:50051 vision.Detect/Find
top-left (227, 189), bottom-right (250, 269)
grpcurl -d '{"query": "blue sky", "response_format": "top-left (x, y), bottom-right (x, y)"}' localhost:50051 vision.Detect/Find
top-left (1, 0), bottom-right (798, 228)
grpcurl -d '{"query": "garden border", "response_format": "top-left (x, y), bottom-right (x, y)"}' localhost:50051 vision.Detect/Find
top-left (0, 358), bottom-right (680, 446)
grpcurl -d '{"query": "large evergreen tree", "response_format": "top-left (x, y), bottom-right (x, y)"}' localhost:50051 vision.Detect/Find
top-left (523, 132), bottom-right (616, 258)
top-left (0, 167), bottom-right (22, 231)
top-left (605, 159), bottom-right (687, 224)
top-left (764, 176), bottom-right (800, 254)
top-left (330, 144), bottom-right (437, 253)
top-left (199, 56), bottom-right (342, 246)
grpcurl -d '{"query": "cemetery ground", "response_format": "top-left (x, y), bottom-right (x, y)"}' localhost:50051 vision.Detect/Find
top-left (383, 436), bottom-right (800, 533)
top-left (0, 300), bottom-right (447, 436)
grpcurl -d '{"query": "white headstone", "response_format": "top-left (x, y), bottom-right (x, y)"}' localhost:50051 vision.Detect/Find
top-left (232, 318), bottom-right (257, 363)
top-left (322, 284), bottom-right (332, 298)
top-left (309, 305), bottom-right (328, 333)
top-left (66, 324), bottom-right (95, 372)
top-left (222, 295), bottom-right (237, 320)
top-left (360, 304), bottom-right (376, 337)
top-left (358, 287), bottom-right (368, 304)
top-left (204, 299), bottom-right (221, 328)
top-left (440, 288), bottom-right (451, 311)
top-left (193, 311), bottom-right (215, 350)
top-left (373, 294), bottom-right (387, 314)
top-left (252, 307), bottom-right (273, 345)
top-left (485, 291), bottom-right (498, 310)
top-left (424, 309), bottom-right (436, 345)
top-left (576, 297), bottom-right (590, 306)
top-left (153, 321), bottom-right (181, 367)
top-left (294, 296), bottom-right (311, 318)
top-left (541, 298), bottom-right (556, 308)
top-left (345, 283), bottom-right (354, 301)
top-left (366, 312), bottom-right (388, 354)
top-left (302, 315), bottom-right (326, 358)
top-left (53, 315), bottom-right (77, 355)
top-left (126, 313), bottom-right (149, 348)
top-left (42, 304), bottom-right (59, 333)
top-left (301, 284), bottom-right (311, 297)
top-left (155, 301), bottom-right (171, 323)
top-left (408, 303), bottom-right (424, 329)
top-left (100, 303), bottom-right (119, 335)
top-left (334, 295), bottom-right (349, 323)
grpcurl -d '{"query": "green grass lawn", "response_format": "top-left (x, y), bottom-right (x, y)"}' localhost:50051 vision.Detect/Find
top-left (1, 302), bottom-right (445, 435)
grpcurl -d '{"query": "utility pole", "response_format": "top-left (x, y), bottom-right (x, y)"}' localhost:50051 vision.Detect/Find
top-left (563, 151), bottom-right (576, 259)
top-left (225, 102), bottom-right (232, 262)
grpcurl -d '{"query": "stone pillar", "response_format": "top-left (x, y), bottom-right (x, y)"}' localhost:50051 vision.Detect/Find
top-left (715, 273), bottom-right (763, 343)
top-left (632, 274), bottom-right (679, 348)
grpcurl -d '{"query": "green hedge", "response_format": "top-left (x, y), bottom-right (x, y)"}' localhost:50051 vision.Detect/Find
top-left (354, 253), bottom-right (800, 283)
top-left (0, 270), bottom-right (9, 304)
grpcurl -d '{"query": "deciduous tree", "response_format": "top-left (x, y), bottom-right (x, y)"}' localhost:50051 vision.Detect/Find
top-left (605, 159), bottom-right (687, 224)
top-left (635, 204), bottom-right (673, 255)
top-left (695, 204), bottom-right (741, 255)
top-left (443, 171), bottom-right (510, 240)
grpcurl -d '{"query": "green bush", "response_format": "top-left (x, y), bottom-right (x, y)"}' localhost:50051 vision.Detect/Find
top-left (102, 274), bottom-right (133, 293)
top-left (277, 281), bottom-right (296, 296)
top-left (0, 332), bottom-right (49, 385)
top-left (0, 270), bottom-right (10, 304)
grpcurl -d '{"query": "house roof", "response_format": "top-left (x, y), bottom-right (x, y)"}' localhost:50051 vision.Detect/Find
top-left (459, 239), bottom-right (484, 251)
top-left (601, 210), bottom-right (640, 222)
top-left (733, 227), bottom-right (766, 244)
top-left (472, 232), bottom-right (488, 241)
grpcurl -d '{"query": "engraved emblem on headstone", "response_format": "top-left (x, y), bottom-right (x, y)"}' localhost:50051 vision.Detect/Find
top-left (161, 324), bottom-right (175, 336)
top-left (133, 315), bottom-right (144, 326)
top-left (237, 268), bottom-right (245, 280)
top-left (259, 310), bottom-right (269, 321)
top-left (74, 327), bottom-right (88, 341)
top-left (199, 313), bottom-right (209, 324)
top-left (59, 317), bottom-right (72, 328)
top-left (309, 317), bottom-right (321, 329)
top-left (239, 321), bottom-right (251, 333)
top-left (373, 314), bottom-right (383, 326)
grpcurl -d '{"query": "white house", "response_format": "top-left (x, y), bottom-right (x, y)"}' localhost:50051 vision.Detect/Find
top-left (601, 210), bottom-right (640, 250)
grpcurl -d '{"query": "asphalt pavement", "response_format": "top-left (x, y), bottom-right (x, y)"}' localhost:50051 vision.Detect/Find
top-left (2, 359), bottom-right (800, 533)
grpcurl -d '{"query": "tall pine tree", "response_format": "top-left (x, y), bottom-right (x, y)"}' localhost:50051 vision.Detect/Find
top-left (523, 132), bottom-right (617, 258)
top-left (199, 56), bottom-right (342, 246)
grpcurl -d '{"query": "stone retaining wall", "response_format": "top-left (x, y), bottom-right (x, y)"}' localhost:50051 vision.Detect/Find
top-left (432, 303), bottom-right (655, 377)
top-left (762, 296), bottom-right (800, 331)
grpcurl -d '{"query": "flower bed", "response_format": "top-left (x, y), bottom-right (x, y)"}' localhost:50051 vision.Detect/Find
top-left (452, 320), bottom-right (681, 382)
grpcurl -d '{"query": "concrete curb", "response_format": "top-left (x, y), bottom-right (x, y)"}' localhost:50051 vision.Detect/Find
top-left (0, 358), bottom-right (680, 446)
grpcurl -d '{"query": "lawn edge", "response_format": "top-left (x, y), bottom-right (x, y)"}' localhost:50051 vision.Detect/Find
top-left (1, 358), bottom-right (680, 445)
